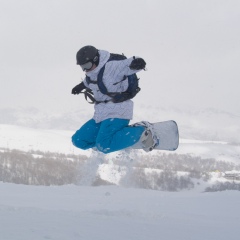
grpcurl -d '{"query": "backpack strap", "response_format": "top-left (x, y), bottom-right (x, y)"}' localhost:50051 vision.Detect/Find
top-left (97, 58), bottom-right (128, 98)
top-left (85, 76), bottom-right (97, 85)
top-left (97, 65), bottom-right (118, 97)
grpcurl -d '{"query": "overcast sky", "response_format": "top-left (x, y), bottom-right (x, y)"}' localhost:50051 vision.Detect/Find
top-left (0, 0), bottom-right (239, 114)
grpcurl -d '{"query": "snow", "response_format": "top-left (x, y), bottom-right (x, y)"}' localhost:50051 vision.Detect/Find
top-left (177, 139), bottom-right (240, 163)
top-left (1, 183), bottom-right (240, 240)
top-left (0, 124), bottom-right (89, 156)
top-left (1, 124), bottom-right (240, 239)
top-left (98, 163), bottom-right (126, 185)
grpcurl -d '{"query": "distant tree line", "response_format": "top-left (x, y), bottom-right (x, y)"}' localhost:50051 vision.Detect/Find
top-left (121, 168), bottom-right (195, 191)
top-left (135, 153), bottom-right (240, 173)
top-left (0, 149), bottom-right (86, 185)
top-left (115, 152), bottom-right (240, 191)
top-left (1, 149), bottom-right (240, 191)
top-left (205, 181), bottom-right (240, 192)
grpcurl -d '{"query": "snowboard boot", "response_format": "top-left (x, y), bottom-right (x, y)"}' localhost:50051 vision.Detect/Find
top-left (134, 121), bottom-right (159, 152)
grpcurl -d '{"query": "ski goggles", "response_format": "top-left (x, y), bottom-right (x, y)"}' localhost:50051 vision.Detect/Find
top-left (80, 61), bottom-right (93, 71)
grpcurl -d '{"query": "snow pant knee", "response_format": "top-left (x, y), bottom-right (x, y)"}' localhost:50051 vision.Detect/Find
top-left (72, 119), bottom-right (100, 150)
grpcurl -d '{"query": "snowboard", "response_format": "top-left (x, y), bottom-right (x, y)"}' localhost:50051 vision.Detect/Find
top-left (132, 120), bottom-right (179, 151)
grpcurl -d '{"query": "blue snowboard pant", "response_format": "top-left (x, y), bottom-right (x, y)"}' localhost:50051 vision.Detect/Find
top-left (72, 118), bottom-right (144, 154)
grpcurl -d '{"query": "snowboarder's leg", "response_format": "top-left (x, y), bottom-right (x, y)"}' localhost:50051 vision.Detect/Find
top-left (95, 118), bottom-right (144, 154)
top-left (72, 119), bottom-right (101, 150)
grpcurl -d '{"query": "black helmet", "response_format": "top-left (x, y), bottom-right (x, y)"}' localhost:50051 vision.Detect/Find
top-left (76, 45), bottom-right (99, 68)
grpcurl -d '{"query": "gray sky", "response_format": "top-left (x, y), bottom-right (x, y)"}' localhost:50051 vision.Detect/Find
top-left (1, 0), bottom-right (240, 114)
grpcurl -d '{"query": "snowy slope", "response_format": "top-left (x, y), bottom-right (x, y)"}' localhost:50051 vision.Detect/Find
top-left (0, 124), bottom-right (89, 156)
top-left (1, 124), bottom-right (240, 240)
top-left (1, 183), bottom-right (240, 240)
top-left (178, 139), bottom-right (240, 163)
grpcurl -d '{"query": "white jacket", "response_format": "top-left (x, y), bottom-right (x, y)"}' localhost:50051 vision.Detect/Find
top-left (83, 50), bottom-right (143, 123)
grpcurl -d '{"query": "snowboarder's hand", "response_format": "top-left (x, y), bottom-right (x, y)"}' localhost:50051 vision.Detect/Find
top-left (129, 58), bottom-right (146, 70)
top-left (71, 82), bottom-right (86, 95)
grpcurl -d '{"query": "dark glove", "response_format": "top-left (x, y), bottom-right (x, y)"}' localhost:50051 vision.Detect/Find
top-left (71, 82), bottom-right (86, 95)
top-left (129, 58), bottom-right (146, 70)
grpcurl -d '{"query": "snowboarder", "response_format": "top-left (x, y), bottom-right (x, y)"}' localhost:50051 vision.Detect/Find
top-left (71, 45), bottom-right (158, 154)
